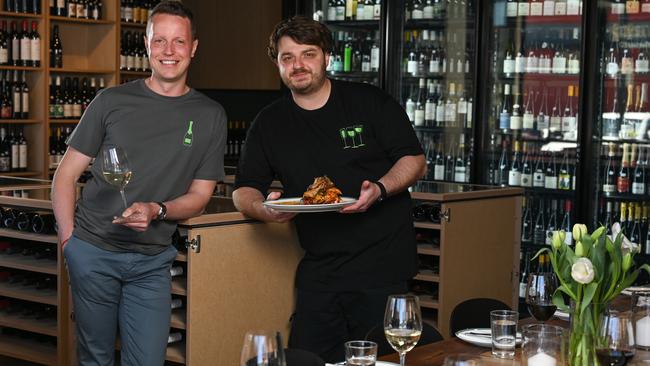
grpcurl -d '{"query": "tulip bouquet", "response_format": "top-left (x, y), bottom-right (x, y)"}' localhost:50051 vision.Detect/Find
top-left (537, 223), bottom-right (650, 366)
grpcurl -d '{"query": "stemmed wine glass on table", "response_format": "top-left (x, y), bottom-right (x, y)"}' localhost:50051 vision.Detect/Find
top-left (525, 271), bottom-right (558, 322)
top-left (596, 309), bottom-right (636, 366)
top-left (384, 294), bottom-right (422, 366)
top-left (240, 331), bottom-right (281, 366)
top-left (101, 145), bottom-right (132, 209)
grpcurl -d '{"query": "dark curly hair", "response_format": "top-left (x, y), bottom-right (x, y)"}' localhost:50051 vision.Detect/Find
top-left (267, 16), bottom-right (333, 62)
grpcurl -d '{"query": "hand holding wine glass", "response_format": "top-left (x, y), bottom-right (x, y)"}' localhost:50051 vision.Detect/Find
top-left (525, 272), bottom-right (558, 322)
top-left (101, 145), bottom-right (132, 209)
top-left (384, 294), bottom-right (422, 366)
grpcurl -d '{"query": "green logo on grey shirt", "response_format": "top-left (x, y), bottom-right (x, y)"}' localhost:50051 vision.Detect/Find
top-left (183, 121), bottom-right (194, 146)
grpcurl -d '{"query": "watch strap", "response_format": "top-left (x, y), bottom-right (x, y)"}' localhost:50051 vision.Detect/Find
top-left (372, 180), bottom-right (387, 202)
top-left (155, 202), bottom-right (167, 221)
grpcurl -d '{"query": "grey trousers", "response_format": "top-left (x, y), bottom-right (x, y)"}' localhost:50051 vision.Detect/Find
top-left (63, 236), bottom-right (177, 366)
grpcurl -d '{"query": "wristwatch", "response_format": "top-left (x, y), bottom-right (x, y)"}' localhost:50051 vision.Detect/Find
top-left (372, 180), bottom-right (387, 203)
top-left (155, 202), bottom-right (167, 221)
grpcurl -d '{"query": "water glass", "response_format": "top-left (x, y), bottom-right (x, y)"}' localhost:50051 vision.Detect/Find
top-left (633, 291), bottom-right (650, 350)
top-left (522, 324), bottom-right (567, 366)
top-left (345, 340), bottom-right (377, 366)
top-left (490, 310), bottom-right (518, 359)
top-left (443, 353), bottom-right (485, 365)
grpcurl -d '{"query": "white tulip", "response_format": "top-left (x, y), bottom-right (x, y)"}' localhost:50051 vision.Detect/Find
top-left (610, 222), bottom-right (639, 254)
top-left (571, 258), bottom-right (595, 284)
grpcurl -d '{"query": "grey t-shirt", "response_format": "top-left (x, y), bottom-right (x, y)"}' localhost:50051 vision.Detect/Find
top-left (67, 79), bottom-right (227, 255)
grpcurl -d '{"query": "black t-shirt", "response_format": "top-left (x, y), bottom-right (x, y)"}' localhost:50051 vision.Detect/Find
top-left (235, 80), bottom-right (423, 291)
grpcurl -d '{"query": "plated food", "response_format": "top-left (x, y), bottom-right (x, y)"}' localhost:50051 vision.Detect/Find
top-left (263, 176), bottom-right (355, 213)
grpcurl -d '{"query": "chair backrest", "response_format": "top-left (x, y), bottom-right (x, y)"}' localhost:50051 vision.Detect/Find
top-left (365, 322), bottom-right (444, 357)
top-left (449, 298), bottom-right (512, 336)
top-left (285, 348), bottom-right (325, 366)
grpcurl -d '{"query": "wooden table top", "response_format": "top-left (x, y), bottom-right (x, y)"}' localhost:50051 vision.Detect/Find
top-left (378, 318), bottom-right (650, 366)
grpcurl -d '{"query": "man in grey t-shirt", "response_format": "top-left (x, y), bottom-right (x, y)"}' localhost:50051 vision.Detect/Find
top-left (51, 2), bottom-right (226, 365)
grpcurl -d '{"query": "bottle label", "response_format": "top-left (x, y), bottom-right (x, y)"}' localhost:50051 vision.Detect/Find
top-left (458, 101), bottom-right (468, 114)
top-left (0, 48), bottom-right (7, 64)
top-left (515, 55), bottom-right (527, 73)
top-left (455, 171), bottom-right (466, 183)
top-left (370, 47), bottom-right (379, 70)
top-left (643, 3), bottom-right (650, 12)
top-left (606, 61), bottom-right (620, 76)
top-left (552, 56), bottom-right (567, 73)
top-left (336, 6), bottom-right (345, 20)
top-left (414, 110), bottom-right (425, 126)
top-left (429, 59), bottom-right (440, 73)
top-left (636, 59), bottom-right (649, 73)
top-left (559, 174), bottom-right (571, 190)
top-left (72, 104), bottom-right (82, 118)
top-left (617, 177), bottom-right (630, 193)
top-left (603, 183), bottom-right (616, 193)
top-left (423, 5), bottom-right (434, 18)
top-left (327, 7), bottom-right (337, 20)
top-left (31, 39), bottom-right (40, 62)
top-left (434, 165), bottom-right (444, 180)
top-left (627, 1), bottom-right (640, 13)
top-left (537, 114), bottom-right (550, 131)
top-left (0, 157), bottom-right (9, 172)
top-left (545, 229), bottom-right (554, 245)
top-left (407, 60), bottom-right (417, 75)
top-left (425, 102), bottom-right (435, 122)
top-left (499, 111), bottom-right (510, 130)
top-left (633, 182), bottom-right (645, 195)
top-left (120, 55), bottom-right (127, 69)
top-left (568, 59), bottom-right (580, 74)
top-left (562, 116), bottom-right (577, 132)
top-left (523, 113), bottom-right (535, 129)
top-left (510, 115), bottom-right (522, 130)
top-left (13, 92), bottom-right (20, 113)
top-left (503, 59), bottom-right (515, 74)
top-left (518, 2), bottom-right (530, 16)
top-left (543, 1), bottom-right (555, 15)
top-left (11, 145), bottom-right (18, 169)
top-left (526, 55), bottom-right (539, 73)
top-left (12, 39), bottom-right (19, 61)
top-left (22, 93), bottom-right (28, 114)
top-left (550, 116), bottom-right (562, 131)
top-left (545, 176), bottom-right (557, 189)
top-left (508, 170), bottom-right (521, 186)
top-left (436, 105), bottom-right (445, 124)
top-left (567, 0), bottom-right (580, 15)
top-left (521, 173), bottom-right (532, 187)
top-left (611, 3), bottom-right (625, 14)
top-left (564, 231), bottom-right (573, 245)
top-left (555, 2), bottom-right (567, 15)
top-left (622, 58), bottom-right (634, 74)
top-left (18, 144), bottom-right (26, 169)
top-left (143, 57), bottom-right (150, 71)
top-left (533, 172), bottom-right (545, 187)
top-left (531, 2), bottom-right (543, 15)
top-left (507, 3), bottom-right (518, 16)
top-left (519, 282), bottom-right (526, 298)
top-left (20, 38), bottom-right (30, 62)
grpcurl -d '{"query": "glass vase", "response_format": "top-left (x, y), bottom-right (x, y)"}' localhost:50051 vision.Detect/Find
top-left (569, 301), bottom-right (608, 366)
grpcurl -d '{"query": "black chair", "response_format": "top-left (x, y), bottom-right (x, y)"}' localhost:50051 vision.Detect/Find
top-left (449, 298), bottom-right (511, 336)
top-left (364, 322), bottom-right (444, 357)
top-left (285, 348), bottom-right (325, 366)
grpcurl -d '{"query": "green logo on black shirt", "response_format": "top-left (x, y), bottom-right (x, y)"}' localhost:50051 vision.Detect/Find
top-left (339, 124), bottom-right (365, 149)
top-left (183, 121), bottom-right (194, 146)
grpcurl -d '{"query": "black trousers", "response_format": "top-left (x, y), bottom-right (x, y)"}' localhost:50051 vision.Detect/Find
top-left (288, 282), bottom-right (408, 363)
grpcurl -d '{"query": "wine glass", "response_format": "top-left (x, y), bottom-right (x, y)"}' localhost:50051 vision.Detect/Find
top-left (240, 331), bottom-right (280, 366)
top-left (101, 145), bottom-right (132, 208)
top-left (384, 294), bottom-right (423, 366)
top-left (525, 272), bottom-right (558, 322)
top-left (354, 124), bottom-right (365, 147)
top-left (596, 309), bottom-right (636, 366)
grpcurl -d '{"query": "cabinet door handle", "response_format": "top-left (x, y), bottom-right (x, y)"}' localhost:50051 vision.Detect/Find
top-left (186, 235), bottom-right (201, 253)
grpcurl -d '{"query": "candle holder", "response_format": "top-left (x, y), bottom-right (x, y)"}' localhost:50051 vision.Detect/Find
top-left (522, 324), bottom-right (567, 366)
top-left (633, 290), bottom-right (650, 351)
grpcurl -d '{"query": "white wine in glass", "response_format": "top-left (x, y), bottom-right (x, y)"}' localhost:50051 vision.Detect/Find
top-left (384, 294), bottom-right (422, 366)
top-left (101, 145), bottom-right (132, 209)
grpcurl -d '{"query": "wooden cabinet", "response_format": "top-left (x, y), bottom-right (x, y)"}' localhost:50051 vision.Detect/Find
top-left (409, 183), bottom-right (523, 338)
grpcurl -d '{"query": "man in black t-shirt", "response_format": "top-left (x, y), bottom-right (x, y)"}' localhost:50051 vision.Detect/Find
top-left (233, 16), bottom-right (426, 362)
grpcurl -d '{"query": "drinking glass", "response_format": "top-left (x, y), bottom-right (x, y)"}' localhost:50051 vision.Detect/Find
top-left (339, 128), bottom-right (350, 149)
top-left (521, 324), bottom-right (567, 366)
top-left (525, 272), bottom-right (558, 321)
top-left (345, 340), bottom-right (377, 366)
top-left (354, 124), bottom-right (365, 146)
top-left (240, 331), bottom-right (280, 366)
top-left (490, 310), bottom-right (518, 359)
top-left (384, 294), bottom-right (422, 366)
top-left (101, 145), bottom-right (132, 208)
top-left (596, 309), bottom-right (636, 366)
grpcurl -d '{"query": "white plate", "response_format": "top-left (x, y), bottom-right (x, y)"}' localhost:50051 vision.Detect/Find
top-left (554, 309), bottom-right (570, 321)
top-left (622, 286), bottom-right (650, 296)
top-left (325, 362), bottom-right (398, 366)
top-left (455, 328), bottom-right (522, 348)
top-left (263, 197), bottom-right (357, 213)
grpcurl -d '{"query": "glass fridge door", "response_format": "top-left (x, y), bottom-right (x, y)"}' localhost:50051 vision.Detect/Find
top-left (312, 0), bottom-right (383, 87)
top-left (398, 0), bottom-right (478, 185)
top-left (591, 1), bottom-right (650, 255)
top-left (478, 1), bottom-right (584, 306)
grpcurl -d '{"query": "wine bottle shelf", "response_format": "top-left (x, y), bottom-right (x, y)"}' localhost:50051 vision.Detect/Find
top-left (0, 66), bottom-right (42, 72)
top-left (603, 73), bottom-right (650, 82)
top-left (405, 18), bottom-right (474, 30)
top-left (0, 311), bottom-right (57, 337)
top-left (166, 341), bottom-right (186, 364)
top-left (490, 131), bottom-right (577, 144)
top-left (600, 192), bottom-right (650, 201)
top-left (414, 269), bottom-right (439, 283)
top-left (497, 15), bottom-right (582, 27)
top-left (0, 229), bottom-right (56, 244)
top-left (0, 282), bottom-right (56, 306)
top-left (517, 186), bottom-right (576, 197)
top-left (171, 277), bottom-right (186, 296)
top-left (607, 13), bottom-right (650, 23)
top-left (415, 294), bottom-right (439, 309)
top-left (498, 73), bottom-right (580, 82)
top-left (120, 70), bottom-right (149, 76)
top-left (49, 16), bottom-right (113, 25)
top-left (417, 243), bottom-right (440, 256)
top-left (120, 21), bottom-right (146, 28)
top-left (0, 253), bottom-right (57, 275)
top-left (48, 118), bottom-right (79, 124)
top-left (327, 70), bottom-right (378, 79)
top-left (414, 126), bottom-right (472, 134)
top-left (0, 120), bottom-right (41, 124)
top-left (0, 333), bottom-right (56, 366)
top-left (0, 11), bottom-right (43, 19)
top-left (170, 309), bottom-right (186, 330)
top-left (323, 20), bottom-right (379, 30)
top-left (49, 67), bottom-right (114, 74)
top-left (402, 74), bottom-right (474, 82)
top-left (414, 222), bottom-right (441, 230)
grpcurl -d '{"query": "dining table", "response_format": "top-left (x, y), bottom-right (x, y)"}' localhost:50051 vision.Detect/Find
top-left (378, 317), bottom-right (650, 366)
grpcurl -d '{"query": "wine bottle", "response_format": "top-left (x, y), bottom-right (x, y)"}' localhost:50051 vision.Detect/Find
top-left (533, 148), bottom-right (545, 187)
top-left (499, 84), bottom-right (512, 131)
top-left (0, 128), bottom-right (10, 172)
top-left (434, 143), bottom-right (444, 180)
top-left (603, 143), bottom-right (616, 194)
top-left (561, 200), bottom-right (573, 245)
top-left (50, 25), bottom-right (63, 68)
top-left (519, 250), bottom-right (531, 300)
top-left (558, 150), bottom-right (571, 190)
top-left (545, 151), bottom-right (558, 189)
top-left (618, 143), bottom-right (631, 193)
top-left (29, 21), bottom-right (39, 67)
top-left (522, 197), bottom-right (533, 242)
top-left (454, 136), bottom-right (466, 183)
top-left (631, 203), bottom-right (643, 245)
top-left (445, 143), bottom-right (455, 181)
top-left (521, 143), bottom-right (532, 187)
top-left (633, 144), bottom-right (646, 195)
top-left (533, 199), bottom-right (546, 245)
top-left (549, 88), bottom-right (562, 134)
top-left (498, 140), bottom-right (509, 186)
top-left (561, 85), bottom-right (577, 141)
top-left (508, 140), bottom-right (522, 186)
top-left (414, 78), bottom-right (426, 127)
